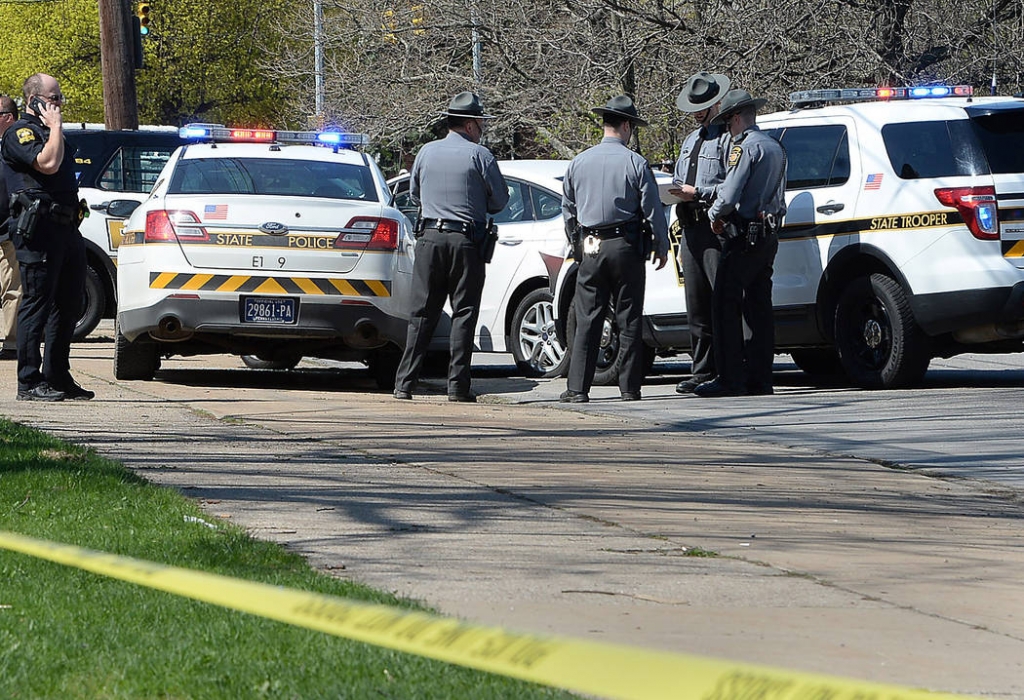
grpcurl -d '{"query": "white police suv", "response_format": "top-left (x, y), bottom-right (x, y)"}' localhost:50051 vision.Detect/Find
top-left (555, 85), bottom-right (1024, 388)
top-left (114, 124), bottom-right (412, 388)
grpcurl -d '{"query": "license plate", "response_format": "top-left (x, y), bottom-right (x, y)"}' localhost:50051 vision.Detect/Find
top-left (242, 296), bottom-right (297, 324)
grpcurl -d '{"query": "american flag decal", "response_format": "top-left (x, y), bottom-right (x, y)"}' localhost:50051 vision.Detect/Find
top-left (204, 204), bottom-right (228, 220)
top-left (864, 173), bottom-right (883, 190)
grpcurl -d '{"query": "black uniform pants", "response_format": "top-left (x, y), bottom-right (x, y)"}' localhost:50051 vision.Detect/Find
top-left (680, 217), bottom-right (721, 381)
top-left (395, 227), bottom-right (485, 397)
top-left (712, 233), bottom-right (778, 392)
top-left (568, 237), bottom-right (646, 395)
top-left (16, 227), bottom-right (86, 391)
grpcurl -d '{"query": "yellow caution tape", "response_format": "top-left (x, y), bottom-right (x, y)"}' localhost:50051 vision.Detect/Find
top-left (0, 530), bottom-right (969, 700)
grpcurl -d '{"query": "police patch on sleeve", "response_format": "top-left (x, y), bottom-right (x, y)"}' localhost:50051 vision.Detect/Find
top-left (728, 145), bottom-right (742, 168)
top-left (16, 128), bottom-right (35, 145)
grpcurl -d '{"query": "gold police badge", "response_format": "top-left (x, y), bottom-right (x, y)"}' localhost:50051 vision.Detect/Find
top-left (728, 145), bottom-right (742, 168)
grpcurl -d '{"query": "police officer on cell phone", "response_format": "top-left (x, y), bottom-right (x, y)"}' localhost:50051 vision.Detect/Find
top-left (1, 73), bottom-right (92, 401)
top-left (393, 92), bottom-right (509, 402)
top-left (669, 71), bottom-right (731, 394)
top-left (560, 95), bottom-right (669, 403)
top-left (696, 89), bottom-right (787, 398)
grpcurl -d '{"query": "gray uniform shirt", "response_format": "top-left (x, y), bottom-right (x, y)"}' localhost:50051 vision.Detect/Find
top-left (673, 123), bottom-right (730, 204)
top-left (409, 131), bottom-right (509, 224)
top-left (708, 126), bottom-right (787, 222)
top-left (562, 136), bottom-right (669, 257)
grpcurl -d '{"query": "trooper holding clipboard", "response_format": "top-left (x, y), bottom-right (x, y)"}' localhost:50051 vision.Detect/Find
top-left (667, 71), bottom-right (732, 395)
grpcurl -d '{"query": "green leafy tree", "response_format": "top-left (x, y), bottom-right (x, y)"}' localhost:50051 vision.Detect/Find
top-left (0, 0), bottom-right (290, 128)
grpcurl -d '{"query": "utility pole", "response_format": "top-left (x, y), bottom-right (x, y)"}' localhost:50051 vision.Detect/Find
top-left (98, 0), bottom-right (140, 129)
top-left (314, 0), bottom-right (324, 124)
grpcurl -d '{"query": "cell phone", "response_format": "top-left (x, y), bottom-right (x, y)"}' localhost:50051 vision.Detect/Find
top-left (29, 97), bottom-right (46, 114)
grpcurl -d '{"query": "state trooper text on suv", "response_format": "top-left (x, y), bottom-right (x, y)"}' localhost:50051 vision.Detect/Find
top-left (554, 85), bottom-right (1024, 388)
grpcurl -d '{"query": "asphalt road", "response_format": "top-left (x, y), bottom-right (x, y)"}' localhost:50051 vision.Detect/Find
top-left (460, 350), bottom-right (1024, 493)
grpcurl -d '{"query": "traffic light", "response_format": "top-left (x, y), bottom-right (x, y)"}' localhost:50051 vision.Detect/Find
top-left (411, 4), bottom-right (424, 35)
top-left (137, 2), bottom-right (152, 37)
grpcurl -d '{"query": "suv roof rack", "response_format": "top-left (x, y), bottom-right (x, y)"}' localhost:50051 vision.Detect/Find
top-left (790, 85), bottom-right (973, 108)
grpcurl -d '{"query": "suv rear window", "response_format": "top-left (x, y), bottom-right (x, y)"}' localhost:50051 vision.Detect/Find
top-left (168, 157), bottom-right (379, 201)
top-left (881, 121), bottom-right (988, 179)
top-left (968, 110), bottom-right (1024, 175)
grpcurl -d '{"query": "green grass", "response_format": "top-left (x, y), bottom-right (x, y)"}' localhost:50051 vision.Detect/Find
top-left (0, 420), bottom-right (575, 699)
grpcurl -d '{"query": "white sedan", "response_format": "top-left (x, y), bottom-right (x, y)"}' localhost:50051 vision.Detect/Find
top-left (390, 160), bottom-right (571, 377)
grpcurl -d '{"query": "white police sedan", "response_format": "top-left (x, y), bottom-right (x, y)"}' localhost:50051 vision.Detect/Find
top-left (114, 124), bottom-right (413, 388)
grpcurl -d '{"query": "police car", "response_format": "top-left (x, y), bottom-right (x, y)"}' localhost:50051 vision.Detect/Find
top-left (114, 124), bottom-right (412, 387)
top-left (554, 85), bottom-right (1024, 388)
top-left (65, 124), bottom-right (185, 339)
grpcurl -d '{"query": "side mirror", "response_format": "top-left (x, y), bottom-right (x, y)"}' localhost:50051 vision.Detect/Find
top-left (105, 199), bottom-right (142, 218)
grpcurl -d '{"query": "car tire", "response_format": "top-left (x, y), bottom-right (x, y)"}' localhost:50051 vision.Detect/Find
top-left (367, 345), bottom-right (401, 390)
top-left (73, 265), bottom-right (106, 342)
top-left (834, 273), bottom-right (930, 389)
top-left (240, 354), bottom-right (301, 371)
top-left (565, 301), bottom-right (621, 387)
top-left (789, 347), bottom-right (844, 377)
top-left (113, 320), bottom-right (161, 381)
top-left (510, 288), bottom-right (569, 378)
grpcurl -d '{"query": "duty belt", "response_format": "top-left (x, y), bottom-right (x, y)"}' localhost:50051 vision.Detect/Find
top-left (45, 201), bottom-right (77, 226)
top-left (421, 218), bottom-right (479, 235)
top-left (578, 221), bottom-right (640, 240)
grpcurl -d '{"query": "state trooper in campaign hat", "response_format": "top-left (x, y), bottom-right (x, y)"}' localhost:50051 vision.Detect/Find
top-left (393, 91), bottom-right (509, 403)
top-left (669, 71), bottom-right (732, 395)
top-left (697, 88), bottom-right (787, 399)
top-left (560, 94), bottom-right (669, 404)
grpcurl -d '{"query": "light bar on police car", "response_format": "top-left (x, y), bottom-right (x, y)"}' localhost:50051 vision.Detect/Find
top-left (790, 85), bottom-right (973, 107)
top-left (178, 123), bottom-right (370, 148)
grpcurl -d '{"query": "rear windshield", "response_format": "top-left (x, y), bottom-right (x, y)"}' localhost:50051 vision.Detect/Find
top-left (881, 121), bottom-right (989, 179)
top-left (968, 110), bottom-right (1024, 175)
top-left (168, 157), bottom-right (380, 202)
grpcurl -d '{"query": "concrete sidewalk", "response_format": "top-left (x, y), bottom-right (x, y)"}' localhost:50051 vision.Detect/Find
top-left (2, 333), bottom-right (1022, 699)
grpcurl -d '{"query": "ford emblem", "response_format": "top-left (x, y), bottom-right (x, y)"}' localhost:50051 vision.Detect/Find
top-left (259, 221), bottom-right (289, 235)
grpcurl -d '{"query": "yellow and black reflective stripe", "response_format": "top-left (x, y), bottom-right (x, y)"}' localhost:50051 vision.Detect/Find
top-left (778, 209), bottom-right (964, 242)
top-left (150, 272), bottom-right (391, 297)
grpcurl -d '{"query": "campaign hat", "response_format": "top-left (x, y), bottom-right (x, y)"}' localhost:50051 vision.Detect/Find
top-left (441, 91), bottom-right (495, 119)
top-left (592, 95), bottom-right (649, 127)
top-left (710, 89), bottom-right (769, 125)
top-left (675, 72), bottom-right (731, 112)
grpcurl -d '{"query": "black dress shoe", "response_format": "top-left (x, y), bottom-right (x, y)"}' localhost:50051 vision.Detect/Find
top-left (393, 389), bottom-right (412, 400)
top-left (746, 384), bottom-right (774, 396)
top-left (675, 376), bottom-right (711, 394)
top-left (693, 378), bottom-right (745, 398)
top-left (559, 390), bottom-right (589, 403)
top-left (447, 393), bottom-right (477, 403)
top-left (17, 382), bottom-right (65, 402)
top-left (620, 391), bottom-right (642, 401)
top-left (57, 383), bottom-right (95, 401)
top-left (0, 348), bottom-right (16, 361)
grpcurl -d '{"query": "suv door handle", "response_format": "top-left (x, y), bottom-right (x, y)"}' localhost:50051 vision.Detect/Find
top-left (816, 201), bottom-right (845, 215)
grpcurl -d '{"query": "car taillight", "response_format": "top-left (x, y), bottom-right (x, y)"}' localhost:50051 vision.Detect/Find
top-left (144, 210), bottom-right (209, 243)
top-left (337, 217), bottom-right (399, 251)
top-left (934, 186), bottom-right (999, 240)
